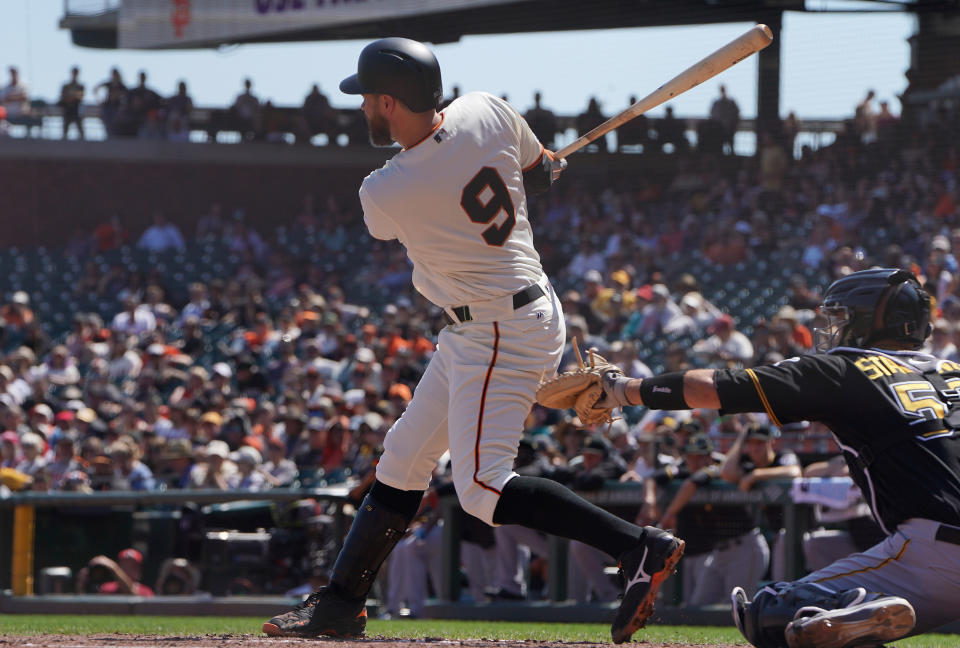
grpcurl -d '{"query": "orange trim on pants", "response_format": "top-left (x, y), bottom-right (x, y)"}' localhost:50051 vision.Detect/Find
top-left (813, 538), bottom-right (911, 583)
top-left (474, 321), bottom-right (502, 495)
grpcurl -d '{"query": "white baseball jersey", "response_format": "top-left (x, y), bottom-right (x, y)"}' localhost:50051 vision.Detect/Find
top-left (360, 91), bottom-right (545, 308)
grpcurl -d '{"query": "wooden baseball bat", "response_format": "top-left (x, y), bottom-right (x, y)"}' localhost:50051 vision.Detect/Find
top-left (555, 23), bottom-right (774, 159)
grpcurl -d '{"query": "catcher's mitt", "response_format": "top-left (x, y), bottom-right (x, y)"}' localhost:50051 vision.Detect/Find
top-left (536, 340), bottom-right (622, 426)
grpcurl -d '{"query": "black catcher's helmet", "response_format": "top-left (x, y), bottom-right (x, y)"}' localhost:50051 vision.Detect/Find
top-left (339, 37), bottom-right (442, 113)
top-left (815, 268), bottom-right (932, 352)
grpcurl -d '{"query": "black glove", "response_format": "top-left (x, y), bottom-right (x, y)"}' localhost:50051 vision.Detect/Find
top-left (523, 150), bottom-right (566, 195)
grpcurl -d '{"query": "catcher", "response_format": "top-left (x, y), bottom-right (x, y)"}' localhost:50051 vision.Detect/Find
top-left (538, 268), bottom-right (960, 648)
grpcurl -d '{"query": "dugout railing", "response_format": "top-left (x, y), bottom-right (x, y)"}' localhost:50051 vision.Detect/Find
top-left (0, 480), bottom-right (809, 606)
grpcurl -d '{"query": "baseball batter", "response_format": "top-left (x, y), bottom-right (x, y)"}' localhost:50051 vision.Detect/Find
top-left (589, 268), bottom-right (960, 648)
top-left (263, 37), bottom-right (683, 643)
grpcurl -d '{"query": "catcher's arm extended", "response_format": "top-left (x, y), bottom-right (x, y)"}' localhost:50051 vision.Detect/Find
top-left (602, 368), bottom-right (720, 410)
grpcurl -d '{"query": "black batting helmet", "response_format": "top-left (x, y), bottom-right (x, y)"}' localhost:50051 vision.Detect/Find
top-left (339, 37), bottom-right (442, 113)
top-left (815, 268), bottom-right (931, 352)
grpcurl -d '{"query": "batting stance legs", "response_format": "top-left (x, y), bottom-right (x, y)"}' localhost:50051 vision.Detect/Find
top-left (264, 285), bottom-right (684, 643)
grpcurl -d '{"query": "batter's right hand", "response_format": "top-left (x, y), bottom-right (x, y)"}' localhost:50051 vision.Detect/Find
top-left (545, 150), bottom-right (567, 183)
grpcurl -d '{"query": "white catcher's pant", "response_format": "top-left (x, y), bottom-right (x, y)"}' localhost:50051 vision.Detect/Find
top-left (376, 278), bottom-right (564, 525)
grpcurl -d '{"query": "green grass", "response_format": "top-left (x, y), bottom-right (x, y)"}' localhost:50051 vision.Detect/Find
top-left (0, 615), bottom-right (954, 646)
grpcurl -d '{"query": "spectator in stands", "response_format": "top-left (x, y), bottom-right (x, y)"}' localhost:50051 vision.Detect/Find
top-left (925, 319), bottom-right (956, 359)
top-left (127, 71), bottom-right (162, 138)
top-left (264, 435), bottom-right (298, 486)
top-left (854, 89), bottom-right (878, 142)
top-left (787, 274), bottom-right (822, 310)
top-left (108, 437), bottom-right (156, 491)
top-left (1, 67), bottom-right (30, 122)
top-left (167, 81), bottom-right (193, 128)
top-left (93, 214), bottom-right (130, 252)
top-left (38, 345), bottom-right (81, 387)
top-left (155, 438), bottom-right (194, 489)
top-left (720, 424), bottom-right (801, 581)
top-left (48, 434), bottom-right (81, 488)
top-left (524, 91), bottom-right (558, 149)
top-left (656, 106), bottom-right (687, 153)
top-left (0, 431), bottom-right (20, 469)
top-left (111, 296), bottom-right (157, 337)
top-left (227, 445), bottom-right (268, 490)
top-left (772, 305), bottom-right (813, 351)
top-left (576, 97), bottom-right (608, 153)
top-left (616, 95), bottom-right (650, 152)
top-left (637, 284), bottom-right (683, 336)
top-left (692, 314), bottom-right (754, 368)
top-left (15, 432), bottom-right (47, 477)
top-left (678, 292), bottom-right (719, 335)
top-left (188, 439), bottom-right (234, 489)
top-left (301, 84), bottom-right (336, 142)
top-left (58, 66), bottom-right (85, 140)
top-left (84, 548), bottom-right (155, 596)
top-left (137, 210), bottom-right (186, 252)
top-left (95, 67), bottom-right (127, 137)
top-left (232, 78), bottom-right (262, 141)
top-left (0, 106), bottom-right (9, 138)
top-left (154, 557), bottom-right (201, 595)
top-left (781, 111), bottom-right (800, 154)
top-left (709, 84), bottom-right (740, 155)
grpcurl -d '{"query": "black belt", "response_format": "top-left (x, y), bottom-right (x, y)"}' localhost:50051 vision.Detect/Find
top-left (935, 524), bottom-right (960, 546)
top-left (448, 283), bottom-right (546, 324)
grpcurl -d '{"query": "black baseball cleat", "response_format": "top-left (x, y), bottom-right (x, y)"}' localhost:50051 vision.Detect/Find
top-left (610, 529), bottom-right (685, 644)
top-left (262, 584), bottom-right (367, 638)
top-left (784, 593), bottom-right (915, 648)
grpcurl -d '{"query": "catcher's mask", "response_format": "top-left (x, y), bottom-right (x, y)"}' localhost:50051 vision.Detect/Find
top-left (814, 268), bottom-right (931, 352)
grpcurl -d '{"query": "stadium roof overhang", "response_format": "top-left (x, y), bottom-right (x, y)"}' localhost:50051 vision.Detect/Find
top-left (61, 0), bottom-right (951, 51)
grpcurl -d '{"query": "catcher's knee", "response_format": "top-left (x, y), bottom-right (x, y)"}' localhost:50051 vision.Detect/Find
top-left (731, 581), bottom-right (886, 648)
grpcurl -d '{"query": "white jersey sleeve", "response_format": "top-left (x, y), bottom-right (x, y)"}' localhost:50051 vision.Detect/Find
top-left (499, 97), bottom-right (544, 172)
top-left (360, 189), bottom-right (398, 241)
top-left (358, 92), bottom-right (546, 308)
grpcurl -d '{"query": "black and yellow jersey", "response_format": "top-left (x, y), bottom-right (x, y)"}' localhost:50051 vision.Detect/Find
top-left (715, 347), bottom-right (960, 534)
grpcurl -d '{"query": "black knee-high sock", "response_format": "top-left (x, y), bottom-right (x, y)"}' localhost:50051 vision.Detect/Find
top-left (492, 475), bottom-right (645, 559)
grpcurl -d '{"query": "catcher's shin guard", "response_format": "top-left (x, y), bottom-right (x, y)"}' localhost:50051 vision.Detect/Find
top-left (731, 583), bottom-right (913, 648)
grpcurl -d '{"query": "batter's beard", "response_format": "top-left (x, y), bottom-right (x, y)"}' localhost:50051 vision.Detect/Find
top-left (366, 111), bottom-right (393, 147)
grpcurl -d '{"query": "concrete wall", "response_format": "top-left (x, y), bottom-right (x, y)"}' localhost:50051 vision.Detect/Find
top-left (0, 139), bottom-right (394, 248)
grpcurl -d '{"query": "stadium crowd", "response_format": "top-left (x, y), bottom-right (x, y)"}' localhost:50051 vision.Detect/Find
top-left (0, 71), bottom-right (958, 605)
top-left (3, 63), bottom-right (748, 150)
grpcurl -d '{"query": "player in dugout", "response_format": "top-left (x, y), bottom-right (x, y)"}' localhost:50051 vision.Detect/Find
top-left (262, 37), bottom-right (683, 644)
top-left (578, 268), bottom-right (960, 648)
